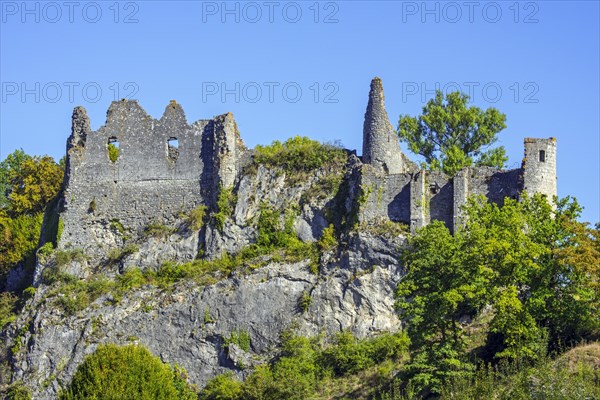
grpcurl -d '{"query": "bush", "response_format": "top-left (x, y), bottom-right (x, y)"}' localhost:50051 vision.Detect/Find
top-left (200, 372), bottom-right (243, 400)
top-left (321, 331), bottom-right (409, 376)
top-left (186, 205), bottom-right (207, 231)
top-left (214, 186), bottom-right (236, 231)
top-left (107, 143), bottom-right (119, 163)
top-left (143, 223), bottom-right (175, 239)
top-left (225, 329), bottom-right (251, 352)
top-left (60, 344), bottom-right (196, 399)
top-left (0, 292), bottom-right (18, 329)
top-left (253, 136), bottom-right (347, 174)
top-left (4, 381), bottom-right (32, 400)
top-left (55, 249), bottom-right (86, 266)
top-left (107, 244), bottom-right (138, 265)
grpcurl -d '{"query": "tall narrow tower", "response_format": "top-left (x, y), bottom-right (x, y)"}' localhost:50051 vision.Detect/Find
top-left (362, 77), bottom-right (405, 174)
top-left (522, 137), bottom-right (557, 200)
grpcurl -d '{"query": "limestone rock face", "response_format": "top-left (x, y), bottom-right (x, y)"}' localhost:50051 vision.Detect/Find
top-left (7, 236), bottom-right (404, 399)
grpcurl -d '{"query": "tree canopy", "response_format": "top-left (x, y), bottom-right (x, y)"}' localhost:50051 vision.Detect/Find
top-left (396, 194), bottom-right (599, 394)
top-left (397, 90), bottom-right (508, 175)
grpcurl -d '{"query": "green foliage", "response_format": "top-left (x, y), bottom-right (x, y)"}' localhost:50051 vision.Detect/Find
top-left (204, 307), bottom-right (214, 324)
top-left (107, 244), bottom-right (139, 265)
top-left (4, 154), bottom-right (64, 215)
top-left (59, 344), bottom-right (196, 399)
top-left (143, 222), bottom-right (175, 239)
top-left (0, 149), bottom-right (31, 210)
top-left (55, 248), bottom-right (86, 266)
top-left (317, 224), bottom-right (337, 252)
top-left (397, 90), bottom-right (508, 175)
top-left (0, 212), bottom-right (43, 276)
top-left (107, 143), bottom-right (119, 163)
top-left (201, 331), bottom-right (409, 400)
top-left (299, 291), bottom-right (312, 313)
top-left (225, 329), bottom-right (251, 352)
top-left (0, 292), bottom-right (18, 329)
top-left (395, 194), bottom-right (600, 395)
top-left (3, 381), bottom-right (32, 400)
top-left (186, 205), bottom-right (207, 231)
top-left (253, 136), bottom-right (347, 177)
top-left (214, 186), bottom-right (236, 231)
top-left (321, 331), bottom-right (410, 376)
top-left (200, 372), bottom-right (243, 400)
top-left (109, 218), bottom-right (127, 235)
top-left (439, 350), bottom-right (600, 400)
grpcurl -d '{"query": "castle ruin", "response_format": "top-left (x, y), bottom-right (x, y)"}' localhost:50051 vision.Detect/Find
top-left (57, 78), bottom-right (557, 257)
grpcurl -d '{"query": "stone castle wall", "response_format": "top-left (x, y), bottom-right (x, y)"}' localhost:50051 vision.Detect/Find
top-left (57, 78), bottom-right (557, 256)
top-left (59, 100), bottom-right (245, 256)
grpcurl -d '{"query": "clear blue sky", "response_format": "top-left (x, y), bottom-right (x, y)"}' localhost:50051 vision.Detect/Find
top-left (1, 0), bottom-right (598, 222)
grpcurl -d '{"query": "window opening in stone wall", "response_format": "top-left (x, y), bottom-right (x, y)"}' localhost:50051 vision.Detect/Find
top-left (107, 137), bottom-right (120, 163)
top-left (539, 150), bottom-right (546, 162)
top-left (168, 137), bottom-right (179, 162)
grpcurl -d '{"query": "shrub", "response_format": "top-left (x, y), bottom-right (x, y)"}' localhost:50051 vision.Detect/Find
top-left (321, 331), bottom-right (409, 376)
top-left (4, 381), bottom-right (32, 400)
top-left (253, 136), bottom-right (347, 174)
top-left (200, 372), bottom-right (243, 400)
top-left (107, 143), bottom-right (119, 163)
top-left (186, 205), bottom-right (207, 231)
top-left (109, 219), bottom-right (127, 235)
top-left (143, 223), bottom-right (175, 239)
top-left (59, 344), bottom-right (196, 399)
top-left (55, 249), bottom-right (86, 266)
top-left (214, 186), bottom-right (236, 231)
top-left (225, 329), bottom-right (251, 352)
top-left (317, 224), bottom-right (337, 252)
top-left (0, 292), bottom-right (18, 329)
top-left (107, 244), bottom-right (138, 265)
top-left (299, 291), bottom-right (312, 313)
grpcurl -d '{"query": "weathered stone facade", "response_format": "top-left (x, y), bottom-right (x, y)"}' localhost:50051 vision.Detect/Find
top-left (59, 100), bottom-right (246, 260)
top-left (56, 78), bottom-right (557, 263)
top-left (360, 77), bottom-right (557, 233)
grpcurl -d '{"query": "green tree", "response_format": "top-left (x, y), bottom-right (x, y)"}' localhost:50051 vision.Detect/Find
top-left (397, 90), bottom-right (507, 175)
top-left (0, 149), bottom-right (32, 209)
top-left (7, 155), bottom-right (63, 215)
top-left (396, 194), bottom-right (600, 394)
top-left (396, 221), bottom-right (486, 393)
top-left (60, 344), bottom-right (197, 399)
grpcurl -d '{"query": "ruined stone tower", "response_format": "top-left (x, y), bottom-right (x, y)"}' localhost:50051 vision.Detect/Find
top-left (522, 137), bottom-right (557, 200)
top-left (362, 77), bottom-right (406, 174)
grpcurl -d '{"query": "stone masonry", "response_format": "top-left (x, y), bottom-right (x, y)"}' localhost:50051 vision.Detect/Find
top-left (57, 78), bottom-right (557, 257)
top-left (359, 77), bottom-right (557, 233)
top-left (59, 100), bottom-right (246, 258)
